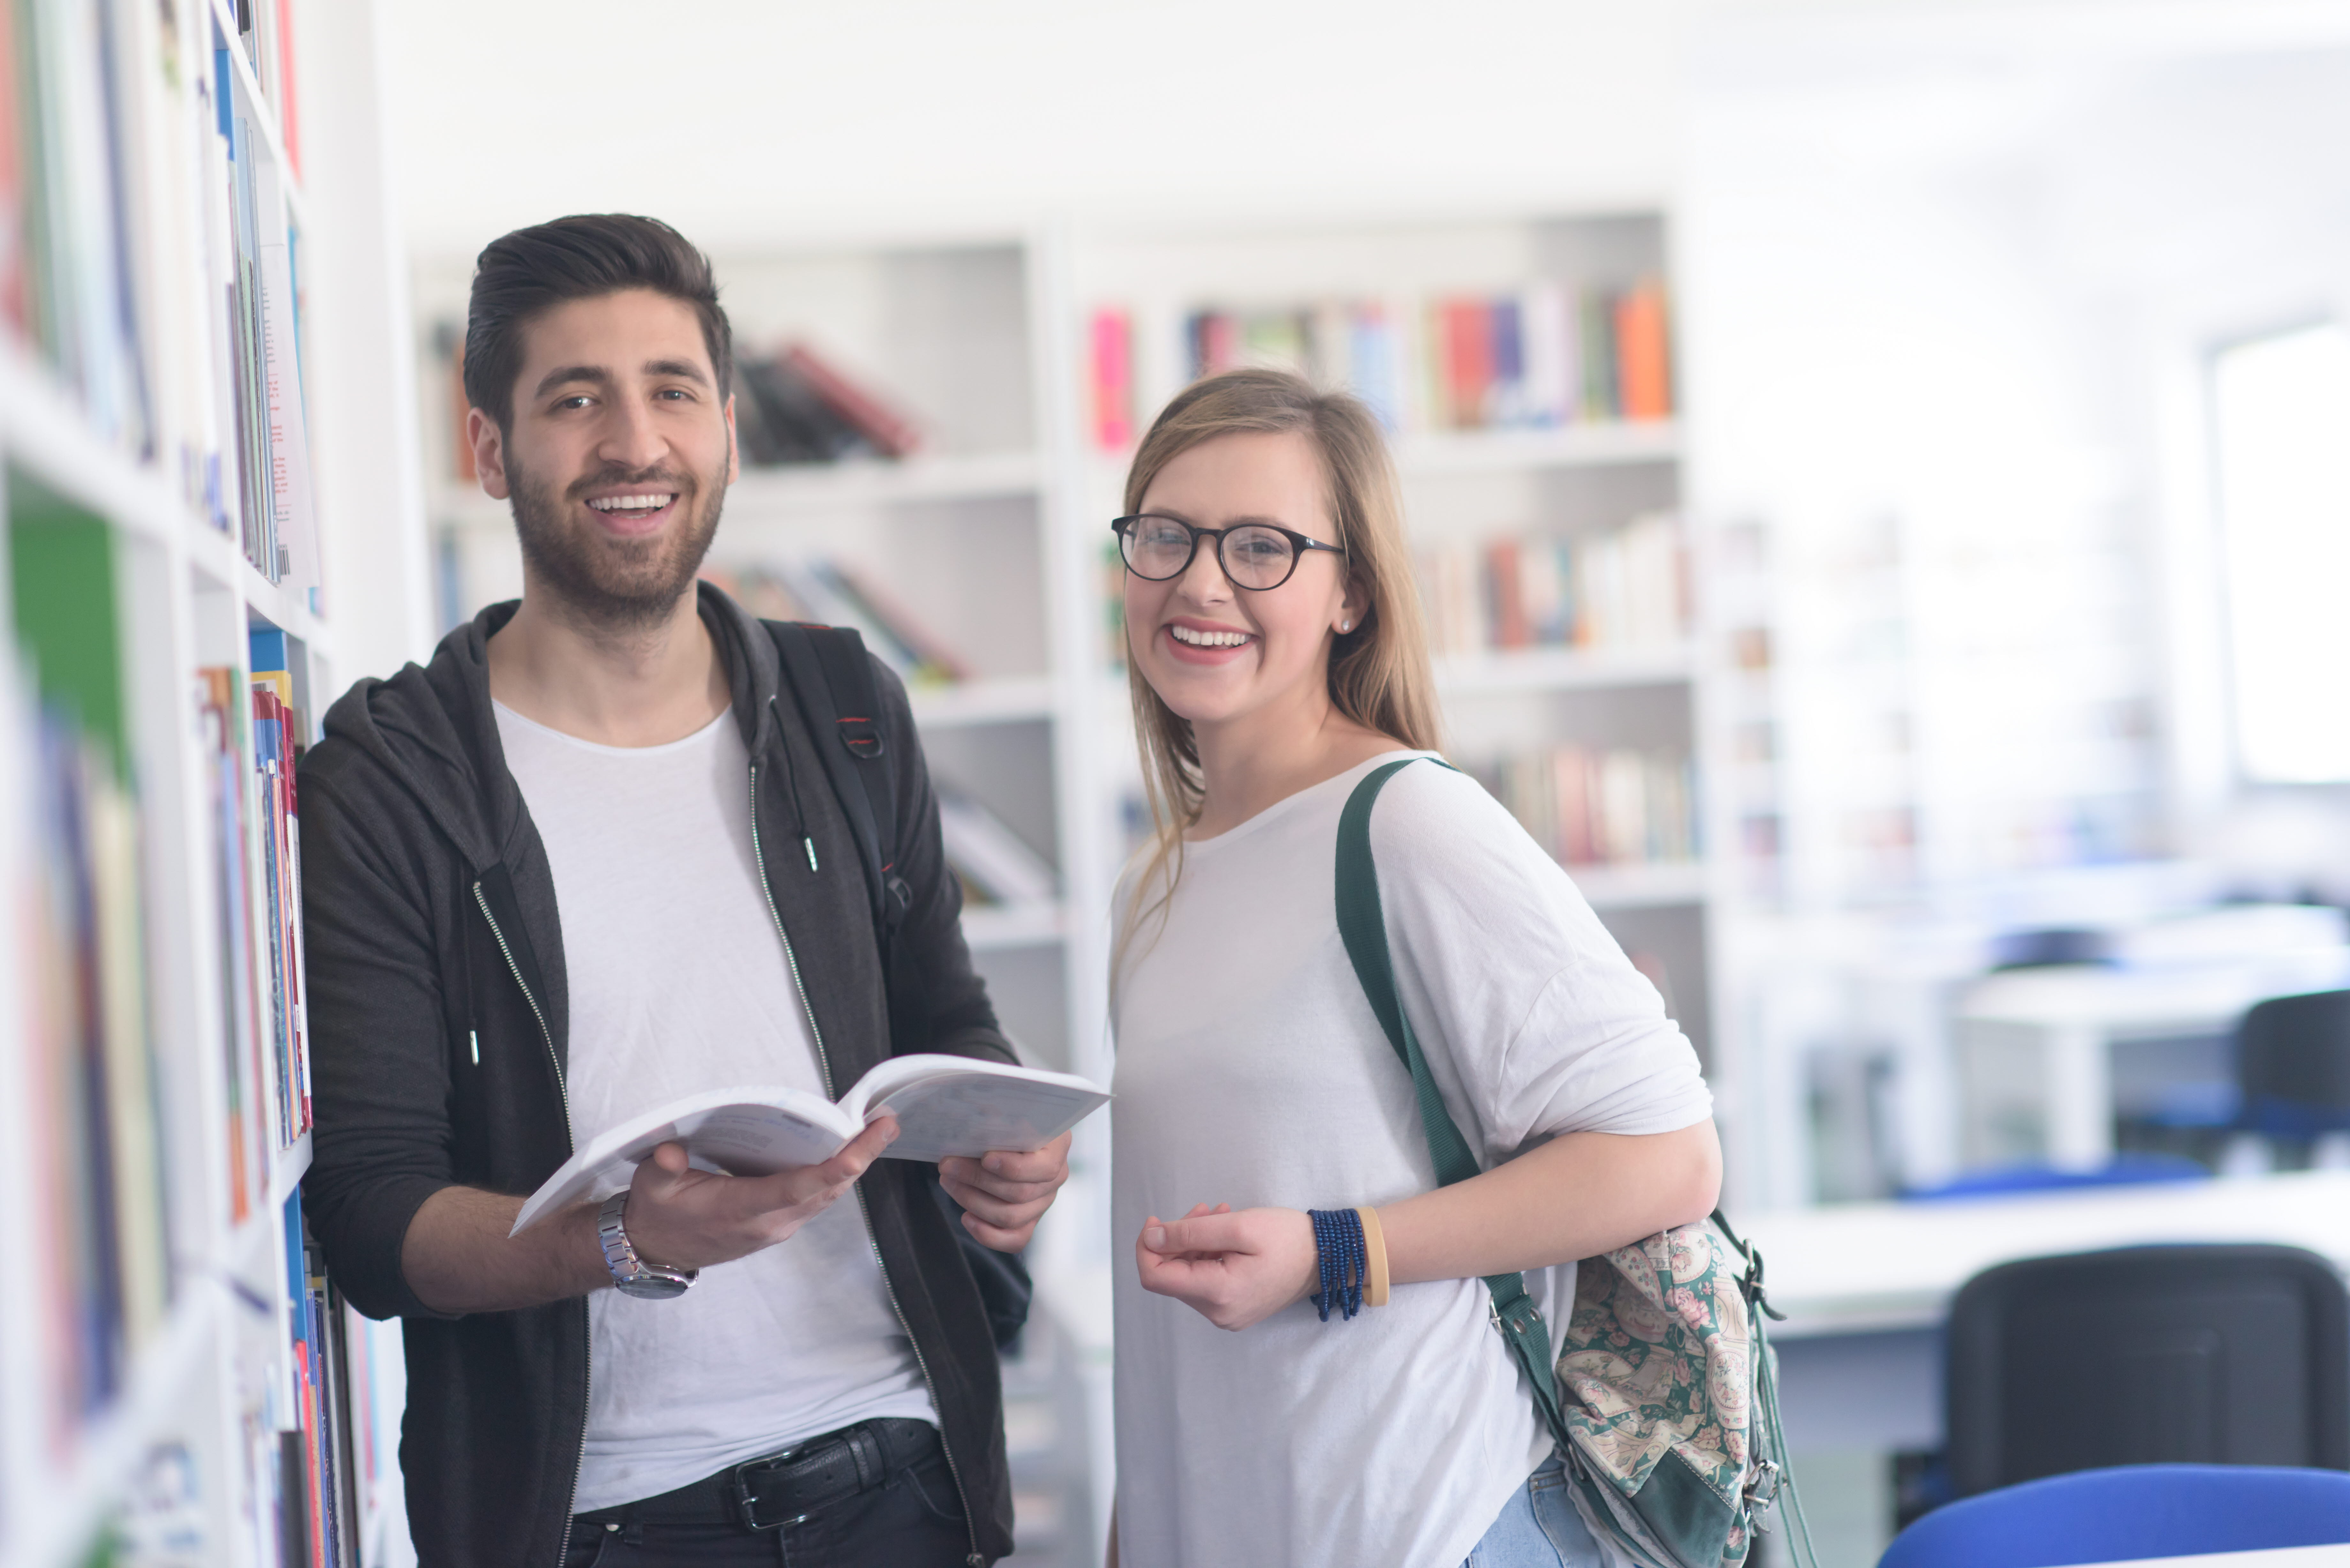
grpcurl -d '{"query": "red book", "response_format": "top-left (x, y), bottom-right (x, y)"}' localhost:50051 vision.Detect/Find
top-left (1441, 300), bottom-right (1493, 430)
top-left (1616, 280), bottom-right (1673, 421)
top-left (1199, 313), bottom-right (1238, 377)
top-left (781, 343), bottom-right (921, 459)
top-left (1484, 539), bottom-right (1527, 650)
top-left (1090, 308), bottom-right (1132, 450)
top-left (1554, 748), bottom-right (1596, 864)
top-left (274, 0), bottom-right (301, 175)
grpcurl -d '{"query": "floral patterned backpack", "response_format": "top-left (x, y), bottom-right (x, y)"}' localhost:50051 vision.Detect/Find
top-left (1554, 1215), bottom-right (1816, 1567)
top-left (1336, 760), bottom-right (1816, 1568)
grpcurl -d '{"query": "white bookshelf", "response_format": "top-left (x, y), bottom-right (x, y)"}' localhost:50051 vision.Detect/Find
top-left (1058, 212), bottom-right (1718, 1070)
top-left (0, 0), bottom-right (423, 1563)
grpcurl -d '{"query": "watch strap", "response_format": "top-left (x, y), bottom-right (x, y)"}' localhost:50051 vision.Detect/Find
top-left (597, 1191), bottom-right (697, 1295)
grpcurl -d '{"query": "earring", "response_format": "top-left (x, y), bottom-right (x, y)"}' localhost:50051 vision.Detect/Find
top-left (1339, 620), bottom-right (1352, 632)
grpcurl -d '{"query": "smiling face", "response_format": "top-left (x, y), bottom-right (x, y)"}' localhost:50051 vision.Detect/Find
top-left (468, 287), bottom-right (739, 631)
top-left (1124, 430), bottom-right (1365, 735)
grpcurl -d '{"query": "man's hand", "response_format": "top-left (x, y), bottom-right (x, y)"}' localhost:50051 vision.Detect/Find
top-left (937, 1131), bottom-right (1072, 1252)
top-left (1135, 1203), bottom-right (1318, 1331)
top-left (619, 1115), bottom-right (900, 1272)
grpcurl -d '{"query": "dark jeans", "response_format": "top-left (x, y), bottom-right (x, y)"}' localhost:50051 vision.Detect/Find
top-left (562, 1422), bottom-right (970, 1567)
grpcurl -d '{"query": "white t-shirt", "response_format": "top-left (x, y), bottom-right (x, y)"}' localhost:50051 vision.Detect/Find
top-left (494, 702), bottom-right (934, 1513)
top-left (1110, 752), bottom-right (1713, 1568)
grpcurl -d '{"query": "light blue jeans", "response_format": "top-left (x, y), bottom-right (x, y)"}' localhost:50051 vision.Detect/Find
top-left (1463, 1455), bottom-right (1605, 1568)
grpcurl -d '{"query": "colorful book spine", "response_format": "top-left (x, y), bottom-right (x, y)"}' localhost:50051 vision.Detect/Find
top-left (12, 701), bottom-right (175, 1437)
top-left (1090, 307), bottom-right (1133, 451)
top-left (779, 343), bottom-right (921, 459)
top-left (1419, 513), bottom-right (1685, 658)
top-left (1617, 279), bottom-right (1673, 422)
top-left (250, 629), bottom-right (311, 1144)
top-left (1169, 276), bottom-right (1673, 435)
top-left (700, 558), bottom-right (972, 686)
top-left (199, 667), bottom-right (266, 1225)
top-left (1473, 746), bottom-right (1700, 869)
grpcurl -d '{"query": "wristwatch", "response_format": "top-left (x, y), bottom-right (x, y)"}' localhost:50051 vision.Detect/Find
top-left (597, 1192), bottom-right (698, 1300)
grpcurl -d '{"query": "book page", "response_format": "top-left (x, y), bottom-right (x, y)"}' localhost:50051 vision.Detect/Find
top-left (848, 1056), bottom-right (1109, 1165)
top-left (509, 1085), bottom-right (855, 1235)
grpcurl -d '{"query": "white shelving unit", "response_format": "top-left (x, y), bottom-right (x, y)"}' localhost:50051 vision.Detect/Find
top-left (0, 0), bottom-right (425, 1563)
top-left (1059, 212), bottom-right (1717, 1066)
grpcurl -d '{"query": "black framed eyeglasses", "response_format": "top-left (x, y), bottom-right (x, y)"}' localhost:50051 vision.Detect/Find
top-left (1111, 514), bottom-right (1346, 592)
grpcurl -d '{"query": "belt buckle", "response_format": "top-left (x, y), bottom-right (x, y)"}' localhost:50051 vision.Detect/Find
top-left (729, 1448), bottom-right (808, 1533)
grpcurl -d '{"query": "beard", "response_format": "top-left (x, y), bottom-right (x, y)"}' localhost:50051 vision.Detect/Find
top-left (507, 449), bottom-right (726, 635)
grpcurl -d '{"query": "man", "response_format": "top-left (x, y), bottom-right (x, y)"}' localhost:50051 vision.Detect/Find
top-left (300, 213), bottom-right (1064, 1567)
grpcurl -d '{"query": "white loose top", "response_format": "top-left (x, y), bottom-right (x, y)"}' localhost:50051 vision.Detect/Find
top-left (495, 702), bottom-right (934, 1513)
top-left (1110, 752), bottom-right (1712, 1568)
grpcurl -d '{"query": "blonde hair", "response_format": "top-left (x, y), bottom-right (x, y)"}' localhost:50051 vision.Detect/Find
top-left (1118, 367), bottom-right (1442, 961)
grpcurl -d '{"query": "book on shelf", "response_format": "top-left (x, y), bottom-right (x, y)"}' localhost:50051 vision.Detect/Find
top-left (7, 0), bottom-right (159, 457)
top-left (1471, 746), bottom-right (1699, 871)
top-left (284, 1196), bottom-right (361, 1568)
top-left (5, 523), bottom-right (181, 1443)
top-left (1421, 512), bottom-right (1687, 659)
top-left (0, 0), bottom-right (321, 577)
top-left (199, 665), bottom-right (270, 1225)
top-left (250, 629), bottom-right (312, 1151)
top-left (715, 342), bottom-right (921, 466)
top-left (1135, 275), bottom-right (1674, 446)
top-left (9, 690), bottom-right (173, 1434)
top-left (937, 788), bottom-right (1057, 908)
top-left (699, 559), bottom-right (970, 685)
top-left (511, 1055), bottom-right (1111, 1235)
top-left (214, 72), bottom-right (317, 596)
top-left (430, 328), bottom-right (923, 478)
top-left (1091, 307), bottom-right (1133, 450)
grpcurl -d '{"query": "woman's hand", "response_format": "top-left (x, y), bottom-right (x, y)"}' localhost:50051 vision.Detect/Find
top-left (1135, 1203), bottom-right (1321, 1331)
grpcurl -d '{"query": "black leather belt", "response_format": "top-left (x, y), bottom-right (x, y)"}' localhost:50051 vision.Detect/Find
top-left (574, 1417), bottom-right (943, 1532)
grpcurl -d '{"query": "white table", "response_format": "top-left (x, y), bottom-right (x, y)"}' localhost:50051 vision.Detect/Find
top-left (1955, 951), bottom-right (2350, 1169)
top-left (1740, 1171), bottom-right (2350, 1452)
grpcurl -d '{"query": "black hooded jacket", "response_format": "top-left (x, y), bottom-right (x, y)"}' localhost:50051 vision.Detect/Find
top-left (297, 584), bottom-right (1017, 1567)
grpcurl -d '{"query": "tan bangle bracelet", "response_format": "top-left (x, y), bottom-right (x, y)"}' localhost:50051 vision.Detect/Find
top-left (1354, 1205), bottom-right (1391, 1307)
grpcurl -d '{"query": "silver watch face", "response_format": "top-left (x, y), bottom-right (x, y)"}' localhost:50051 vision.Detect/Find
top-left (614, 1268), bottom-right (693, 1300)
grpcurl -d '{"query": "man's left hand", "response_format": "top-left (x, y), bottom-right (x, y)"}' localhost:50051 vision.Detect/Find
top-left (938, 1131), bottom-right (1072, 1252)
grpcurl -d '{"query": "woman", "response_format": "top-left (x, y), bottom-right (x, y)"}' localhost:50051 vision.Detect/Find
top-left (1108, 368), bottom-right (1722, 1568)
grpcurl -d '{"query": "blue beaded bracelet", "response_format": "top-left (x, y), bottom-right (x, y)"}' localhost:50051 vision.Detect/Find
top-left (1308, 1207), bottom-right (1368, 1322)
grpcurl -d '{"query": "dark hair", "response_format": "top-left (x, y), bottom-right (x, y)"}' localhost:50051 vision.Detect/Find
top-left (462, 214), bottom-right (732, 431)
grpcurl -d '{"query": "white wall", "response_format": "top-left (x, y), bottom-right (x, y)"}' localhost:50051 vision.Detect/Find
top-left (377, 0), bottom-right (1715, 258)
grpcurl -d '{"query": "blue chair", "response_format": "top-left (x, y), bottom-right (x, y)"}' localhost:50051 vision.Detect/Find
top-left (1879, 1464), bottom-right (2350, 1567)
top-left (1901, 1153), bottom-right (2208, 1202)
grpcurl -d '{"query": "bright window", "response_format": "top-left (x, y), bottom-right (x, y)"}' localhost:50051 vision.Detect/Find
top-left (2212, 322), bottom-right (2350, 783)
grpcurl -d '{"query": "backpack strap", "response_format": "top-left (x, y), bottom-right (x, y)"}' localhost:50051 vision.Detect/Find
top-left (767, 622), bottom-right (912, 940)
top-left (765, 621), bottom-right (1035, 1353)
top-left (1334, 756), bottom-right (1573, 1450)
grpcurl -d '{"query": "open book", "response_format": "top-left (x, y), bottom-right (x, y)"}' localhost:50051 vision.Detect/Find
top-left (510, 1054), bottom-right (1108, 1236)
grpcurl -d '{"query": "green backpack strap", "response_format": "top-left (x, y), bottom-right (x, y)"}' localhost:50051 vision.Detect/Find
top-left (1334, 758), bottom-right (1574, 1450)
